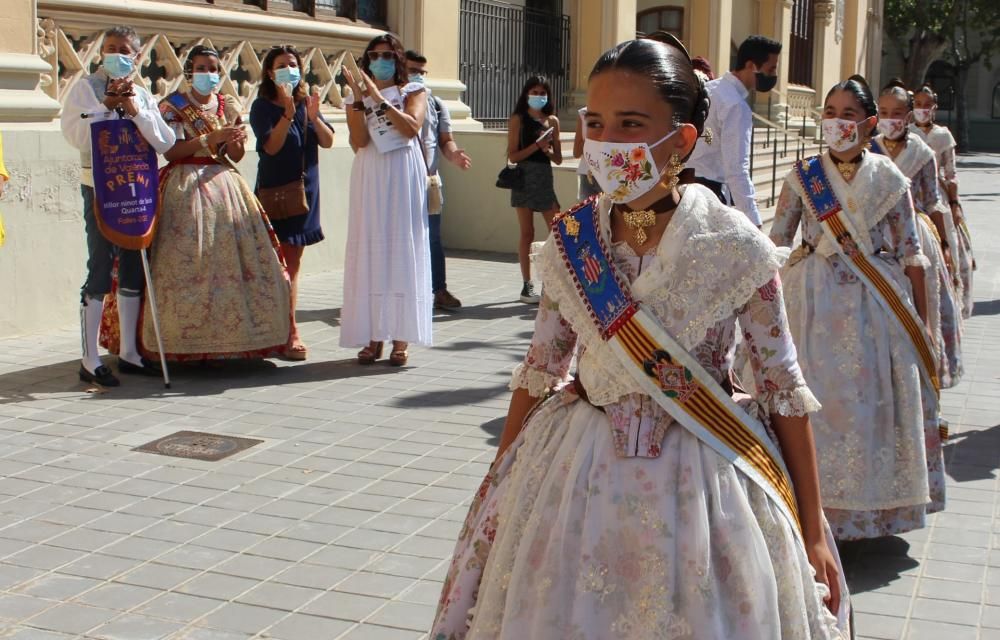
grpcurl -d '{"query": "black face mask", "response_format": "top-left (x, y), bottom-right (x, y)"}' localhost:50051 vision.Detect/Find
top-left (755, 72), bottom-right (778, 93)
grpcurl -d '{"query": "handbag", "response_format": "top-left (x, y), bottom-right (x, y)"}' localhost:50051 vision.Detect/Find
top-left (496, 163), bottom-right (523, 190)
top-left (258, 110), bottom-right (310, 220)
top-left (418, 133), bottom-right (444, 215)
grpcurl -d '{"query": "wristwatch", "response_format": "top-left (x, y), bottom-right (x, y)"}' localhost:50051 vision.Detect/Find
top-left (198, 135), bottom-right (209, 150)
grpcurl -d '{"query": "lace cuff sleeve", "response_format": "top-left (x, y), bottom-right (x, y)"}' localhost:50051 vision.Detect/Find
top-left (508, 294), bottom-right (578, 397)
top-left (758, 385), bottom-right (822, 417)
top-left (901, 254), bottom-right (931, 269)
top-left (509, 364), bottom-right (567, 396)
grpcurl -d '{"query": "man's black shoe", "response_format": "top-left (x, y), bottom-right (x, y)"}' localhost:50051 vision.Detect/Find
top-left (79, 364), bottom-right (120, 387)
top-left (118, 357), bottom-right (161, 377)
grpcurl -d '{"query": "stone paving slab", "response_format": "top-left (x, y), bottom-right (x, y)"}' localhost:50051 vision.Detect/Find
top-left (0, 155), bottom-right (996, 639)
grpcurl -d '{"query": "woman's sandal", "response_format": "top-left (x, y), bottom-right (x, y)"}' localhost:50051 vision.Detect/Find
top-left (358, 341), bottom-right (384, 365)
top-left (389, 341), bottom-right (408, 367)
top-left (284, 340), bottom-right (308, 361)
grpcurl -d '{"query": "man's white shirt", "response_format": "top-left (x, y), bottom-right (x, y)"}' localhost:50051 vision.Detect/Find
top-left (686, 71), bottom-right (761, 225)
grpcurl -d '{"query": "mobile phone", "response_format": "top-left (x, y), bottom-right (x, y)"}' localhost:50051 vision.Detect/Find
top-left (535, 126), bottom-right (554, 144)
top-left (343, 53), bottom-right (367, 93)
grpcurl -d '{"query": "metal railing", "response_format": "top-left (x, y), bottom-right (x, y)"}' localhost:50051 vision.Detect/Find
top-left (458, 0), bottom-right (571, 129)
top-left (748, 93), bottom-right (825, 207)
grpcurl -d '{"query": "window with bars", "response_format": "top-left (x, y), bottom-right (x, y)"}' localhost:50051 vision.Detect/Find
top-left (636, 7), bottom-right (684, 41)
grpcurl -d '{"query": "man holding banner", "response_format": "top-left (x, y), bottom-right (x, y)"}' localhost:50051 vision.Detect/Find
top-left (61, 26), bottom-right (175, 387)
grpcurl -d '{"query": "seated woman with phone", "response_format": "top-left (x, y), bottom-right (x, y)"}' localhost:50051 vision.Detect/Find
top-left (507, 76), bottom-right (562, 304)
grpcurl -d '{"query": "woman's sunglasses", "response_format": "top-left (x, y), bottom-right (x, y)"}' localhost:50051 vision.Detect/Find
top-left (367, 51), bottom-right (396, 61)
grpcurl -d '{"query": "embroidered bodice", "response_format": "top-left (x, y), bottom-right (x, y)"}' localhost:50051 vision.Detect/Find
top-left (771, 152), bottom-right (928, 271)
top-left (160, 92), bottom-right (240, 158)
top-left (511, 186), bottom-right (819, 459)
top-left (873, 134), bottom-right (947, 217)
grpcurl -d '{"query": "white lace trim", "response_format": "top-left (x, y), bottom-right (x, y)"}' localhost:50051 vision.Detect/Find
top-left (901, 254), bottom-right (932, 269)
top-left (786, 153), bottom-right (911, 238)
top-left (509, 363), bottom-right (563, 397)
top-left (758, 386), bottom-right (822, 417)
top-left (541, 185), bottom-right (784, 406)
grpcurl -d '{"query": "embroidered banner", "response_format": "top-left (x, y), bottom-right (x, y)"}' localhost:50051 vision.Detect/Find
top-left (794, 156), bottom-right (940, 396)
top-left (90, 118), bottom-right (159, 250)
top-left (552, 196), bottom-right (802, 535)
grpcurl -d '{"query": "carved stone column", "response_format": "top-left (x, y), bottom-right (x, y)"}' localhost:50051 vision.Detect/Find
top-left (0, 0), bottom-right (61, 122)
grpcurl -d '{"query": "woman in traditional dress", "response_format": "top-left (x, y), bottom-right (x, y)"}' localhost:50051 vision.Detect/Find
top-left (911, 85), bottom-right (975, 318)
top-left (433, 38), bottom-right (849, 640)
top-left (340, 33), bottom-right (431, 367)
top-left (137, 45), bottom-right (290, 361)
top-left (770, 75), bottom-right (941, 540)
top-left (250, 45), bottom-right (335, 361)
top-left (874, 79), bottom-right (962, 390)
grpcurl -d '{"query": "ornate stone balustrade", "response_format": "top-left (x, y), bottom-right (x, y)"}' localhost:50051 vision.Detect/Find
top-left (36, 0), bottom-right (390, 115)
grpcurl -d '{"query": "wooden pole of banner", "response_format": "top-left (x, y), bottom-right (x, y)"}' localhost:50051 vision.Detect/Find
top-left (140, 249), bottom-right (171, 389)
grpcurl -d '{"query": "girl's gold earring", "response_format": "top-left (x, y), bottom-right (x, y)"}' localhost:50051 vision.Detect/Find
top-left (662, 153), bottom-right (684, 192)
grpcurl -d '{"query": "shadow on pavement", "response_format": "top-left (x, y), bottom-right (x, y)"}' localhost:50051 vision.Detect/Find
top-left (296, 307), bottom-right (341, 327)
top-left (388, 382), bottom-right (510, 409)
top-left (432, 301), bottom-right (538, 324)
top-left (942, 423), bottom-right (1000, 482)
top-left (0, 357), bottom-right (399, 404)
top-left (480, 416), bottom-right (505, 446)
top-left (972, 299), bottom-right (1000, 317)
top-left (839, 536), bottom-right (921, 595)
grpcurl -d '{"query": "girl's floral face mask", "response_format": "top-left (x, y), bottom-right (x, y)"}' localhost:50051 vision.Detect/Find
top-left (583, 128), bottom-right (678, 204)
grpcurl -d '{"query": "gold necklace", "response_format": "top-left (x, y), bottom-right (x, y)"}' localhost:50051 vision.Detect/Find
top-left (836, 162), bottom-right (859, 182)
top-left (621, 209), bottom-right (657, 245)
top-left (883, 137), bottom-right (904, 154)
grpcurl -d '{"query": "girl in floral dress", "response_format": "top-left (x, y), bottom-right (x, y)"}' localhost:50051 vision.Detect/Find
top-left (142, 45), bottom-right (290, 360)
top-left (432, 38), bottom-right (849, 640)
top-left (910, 86), bottom-right (975, 318)
top-left (874, 80), bottom-right (962, 391)
top-left (771, 76), bottom-right (939, 540)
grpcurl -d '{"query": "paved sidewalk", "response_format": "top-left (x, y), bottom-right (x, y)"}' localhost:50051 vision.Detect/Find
top-left (0, 156), bottom-right (996, 640)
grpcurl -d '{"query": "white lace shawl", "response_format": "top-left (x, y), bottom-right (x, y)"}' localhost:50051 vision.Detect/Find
top-left (785, 152), bottom-right (911, 258)
top-left (538, 184), bottom-right (784, 406)
top-left (873, 132), bottom-right (936, 181)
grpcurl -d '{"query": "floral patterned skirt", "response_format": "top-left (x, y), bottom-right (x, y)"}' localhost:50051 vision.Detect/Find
top-left (432, 391), bottom-right (848, 640)
top-left (955, 221), bottom-right (975, 319)
top-left (782, 251), bottom-right (940, 540)
top-left (100, 163), bottom-right (291, 361)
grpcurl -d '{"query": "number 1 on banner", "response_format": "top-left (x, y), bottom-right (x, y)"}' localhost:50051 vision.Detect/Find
top-left (128, 183), bottom-right (136, 198)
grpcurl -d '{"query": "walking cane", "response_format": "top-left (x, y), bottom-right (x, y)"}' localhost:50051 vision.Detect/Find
top-left (140, 249), bottom-right (171, 389)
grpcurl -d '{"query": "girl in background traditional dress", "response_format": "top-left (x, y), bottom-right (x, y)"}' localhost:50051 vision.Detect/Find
top-left (874, 80), bottom-right (962, 390)
top-left (433, 37), bottom-right (848, 640)
top-left (771, 76), bottom-right (940, 540)
top-left (143, 45), bottom-right (290, 361)
top-left (340, 33), bottom-right (431, 367)
top-left (911, 86), bottom-right (975, 318)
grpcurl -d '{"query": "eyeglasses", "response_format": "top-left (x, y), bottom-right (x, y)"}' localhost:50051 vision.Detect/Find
top-left (367, 51), bottom-right (395, 61)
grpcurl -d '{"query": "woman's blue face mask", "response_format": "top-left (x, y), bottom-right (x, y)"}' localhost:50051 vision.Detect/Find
top-left (274, 66), bottom-right (301, 89)
top-left (527, 94), bottom-right (548, 110)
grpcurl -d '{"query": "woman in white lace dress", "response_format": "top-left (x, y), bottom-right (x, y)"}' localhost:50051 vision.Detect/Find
top-left (771, 76), bottom-right (939, 540)
top-left (432, 38), bottom-right (848, 640)
top-left (910, 85), bottom-right (974, 318)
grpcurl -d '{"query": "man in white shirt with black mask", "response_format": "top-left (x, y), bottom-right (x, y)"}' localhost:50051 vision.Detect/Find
top-left (686, 35), bottom-right (781, 227)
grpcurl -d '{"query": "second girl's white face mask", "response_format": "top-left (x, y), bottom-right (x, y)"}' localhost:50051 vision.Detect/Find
top-left (822, 118), bottom-right (864, 153)
top-left (583, 128), bottom-right (678, 204)
top-left (877, 118), bottom-right (908, 140)
top-left (913, 108), bottom-right (933, 125)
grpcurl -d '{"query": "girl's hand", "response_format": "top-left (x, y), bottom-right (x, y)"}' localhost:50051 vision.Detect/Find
top-left (806, 538), bottom-right (841, 615)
